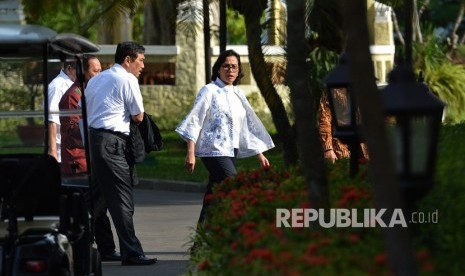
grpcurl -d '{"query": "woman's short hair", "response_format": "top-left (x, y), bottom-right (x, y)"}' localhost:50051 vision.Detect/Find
top-left (211, 49), bottom-right (244, 85)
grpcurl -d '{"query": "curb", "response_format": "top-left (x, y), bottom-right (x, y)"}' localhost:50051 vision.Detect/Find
top-left (136, 178), bottom-right (206, 193)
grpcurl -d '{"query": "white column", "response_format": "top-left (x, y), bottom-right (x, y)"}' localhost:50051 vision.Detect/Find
top-left (0, 0), bottom-right (25, 24)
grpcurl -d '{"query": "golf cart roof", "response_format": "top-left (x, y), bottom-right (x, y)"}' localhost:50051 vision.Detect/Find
top-left (0, 24), bottom-right (100, 57)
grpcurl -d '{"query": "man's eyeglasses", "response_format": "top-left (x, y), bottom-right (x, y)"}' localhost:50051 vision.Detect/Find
top-left (221, 64), bottom-right (239, 72)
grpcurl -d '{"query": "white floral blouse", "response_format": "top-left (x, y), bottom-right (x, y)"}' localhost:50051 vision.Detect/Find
top-left (175, 78), bottom-right (275, 158)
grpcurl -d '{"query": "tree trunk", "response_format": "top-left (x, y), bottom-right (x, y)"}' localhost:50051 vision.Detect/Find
top-left (391, 9), bottom-right (405, 46)
top-left (450, 2), bottom-right (465, 49)
top-left (244, 14), bottom-right (299, 167)
top-left (343, 0), bottom-right (418, 274)
top-left (143, 0), bottom-right (157, 44)
top-left (412, 0), bottom-right (423, 43)
top-left (203, 0), bottom-right (211, 83)
top-left (144, 0), bottom-right (180, 45)
top-left (287, 0), bottom-right (328, 207)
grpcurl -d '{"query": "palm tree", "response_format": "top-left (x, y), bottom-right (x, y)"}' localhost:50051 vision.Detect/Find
top-left (287, 0), bottom-right (329, 207)
top-left (343, 0), bottom-right (417, 273)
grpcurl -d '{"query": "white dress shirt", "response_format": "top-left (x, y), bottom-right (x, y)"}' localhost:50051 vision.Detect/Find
top-left (48, 70), bottom-right (74, 162)
top-left (176, 78), bottom-right (274, 158)
top-left (85, 64), bottom-right (144, 135)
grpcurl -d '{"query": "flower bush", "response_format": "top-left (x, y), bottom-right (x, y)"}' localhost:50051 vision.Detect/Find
top-left (188, 162), bottom-right (435, 275)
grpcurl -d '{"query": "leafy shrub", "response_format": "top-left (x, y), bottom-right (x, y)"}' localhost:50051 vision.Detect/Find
top-left (414, 123), bottom-right (465, 275)
top-left (188, 163), bottom-right (436, 275)
top-left (413, 36), bottom-right (465, 123)
top-left (423, 62), bottom-right (465, 123)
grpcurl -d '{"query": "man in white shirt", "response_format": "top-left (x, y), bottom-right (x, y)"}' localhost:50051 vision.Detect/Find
top-left (86, 41), bottom-right (156, 266)
top-left (48, 61), bottom-right (76, 162)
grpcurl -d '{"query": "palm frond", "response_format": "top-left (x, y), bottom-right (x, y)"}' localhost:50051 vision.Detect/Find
top-left (177, 0), bottom-right (205, 40)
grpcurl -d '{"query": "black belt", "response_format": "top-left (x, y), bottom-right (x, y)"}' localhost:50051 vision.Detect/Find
top-left (90, 127), bottom-right (129, 140)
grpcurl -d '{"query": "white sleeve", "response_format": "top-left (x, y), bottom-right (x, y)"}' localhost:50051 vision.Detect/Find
top-left (175, 86), bottom-right (212, 143)
top-left (125, 76), bottom-right (144, 115)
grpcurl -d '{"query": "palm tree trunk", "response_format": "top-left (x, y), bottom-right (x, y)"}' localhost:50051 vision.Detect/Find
top-left (287, 0), bottom-right (328, 207)
top-left (143, 0), bottom-right (157, 44)
top-left (143, 0), bottom-right (180, 45)
top-left (244, 14), bottom-right (299, 166)
top-left (343, 0), bottom-right (418, 274)
top-left (203, 0), bottom-right (212, 83)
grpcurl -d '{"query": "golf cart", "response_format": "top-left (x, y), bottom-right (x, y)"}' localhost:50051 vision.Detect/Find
top-left (0, 24), bottom-right (101, 275)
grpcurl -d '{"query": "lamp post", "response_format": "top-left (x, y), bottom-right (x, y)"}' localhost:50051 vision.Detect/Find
top-left (380, 0), bottom-right (445, 212)
top-left (380, 63), bottom-right (445, 211)
top-left (323, 53), bottom-right (363, 178)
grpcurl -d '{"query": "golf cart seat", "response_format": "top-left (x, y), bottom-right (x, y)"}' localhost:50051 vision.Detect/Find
top-left (0, 154), bottom-right (61, 219)
top-left (0, 153), bottom-right (88, 236)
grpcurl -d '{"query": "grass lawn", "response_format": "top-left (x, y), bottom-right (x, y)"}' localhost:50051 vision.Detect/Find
top-left (136, 130), bottom-right (285, 183)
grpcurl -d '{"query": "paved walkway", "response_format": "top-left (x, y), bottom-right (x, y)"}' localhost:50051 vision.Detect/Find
top-left (101, 186), bottom-right (203, 276)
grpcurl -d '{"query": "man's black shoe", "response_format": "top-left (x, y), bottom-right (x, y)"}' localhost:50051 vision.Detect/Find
top-left (121, 255), bottom-right (157, 266)
top-left (101, 252), bottom-right (122, 262)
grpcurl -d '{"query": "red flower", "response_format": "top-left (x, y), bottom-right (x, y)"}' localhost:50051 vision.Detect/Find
top-left (271, 226), bottom-right (283, 238)
top-left (216, 191), bottom-right (227, 199)
top-left (238, 222), bottom-right (256, 236)
top-left (265, 190), bottom-right (276, 201)
top-left (203, 194), bottom-right (215, 204)
top-left (416, 249), bottom-right (430, 261)
top-left (348, 233), bottom-right (360, 243)
top-left (228, 189), bottom-right (238, 199)
top-left (337, 188), bottom-right (362, 207)
top-left (198, 259), bottom-right (210, 270)
top-left (239, 222), bottom-right (263, 246)
top-left (301, 255), bottom-right (329, 266)
top-left (245, 232), bottom-right (264, 246)
top-left (306, 243), bottom-right (319, 255)
top-left (249, 196), bottom-right (259, 205)
top-left (245, 248), bottom-right (275, 264)
top-left (275, 251), bottom-right (294, 270)
top-left (319, 237), bottom-right (332, 246)
top-left (421, 262), bottom-right (434, 273)
top-left (251, 170), bottom-right (260, 180)
top-left (230, 200), bottom-right (246, 218)
top-left (278, 251), bottom-right (293, 262)
top-left (375, 253), bottom-right (388, 266)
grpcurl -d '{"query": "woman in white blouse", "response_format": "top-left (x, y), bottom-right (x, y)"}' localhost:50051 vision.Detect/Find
top-left (176, 49), bottom-right (275, 223)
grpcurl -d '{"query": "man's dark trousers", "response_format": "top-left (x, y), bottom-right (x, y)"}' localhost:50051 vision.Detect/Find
top-left (89, 129), bottom-right (144, 259)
